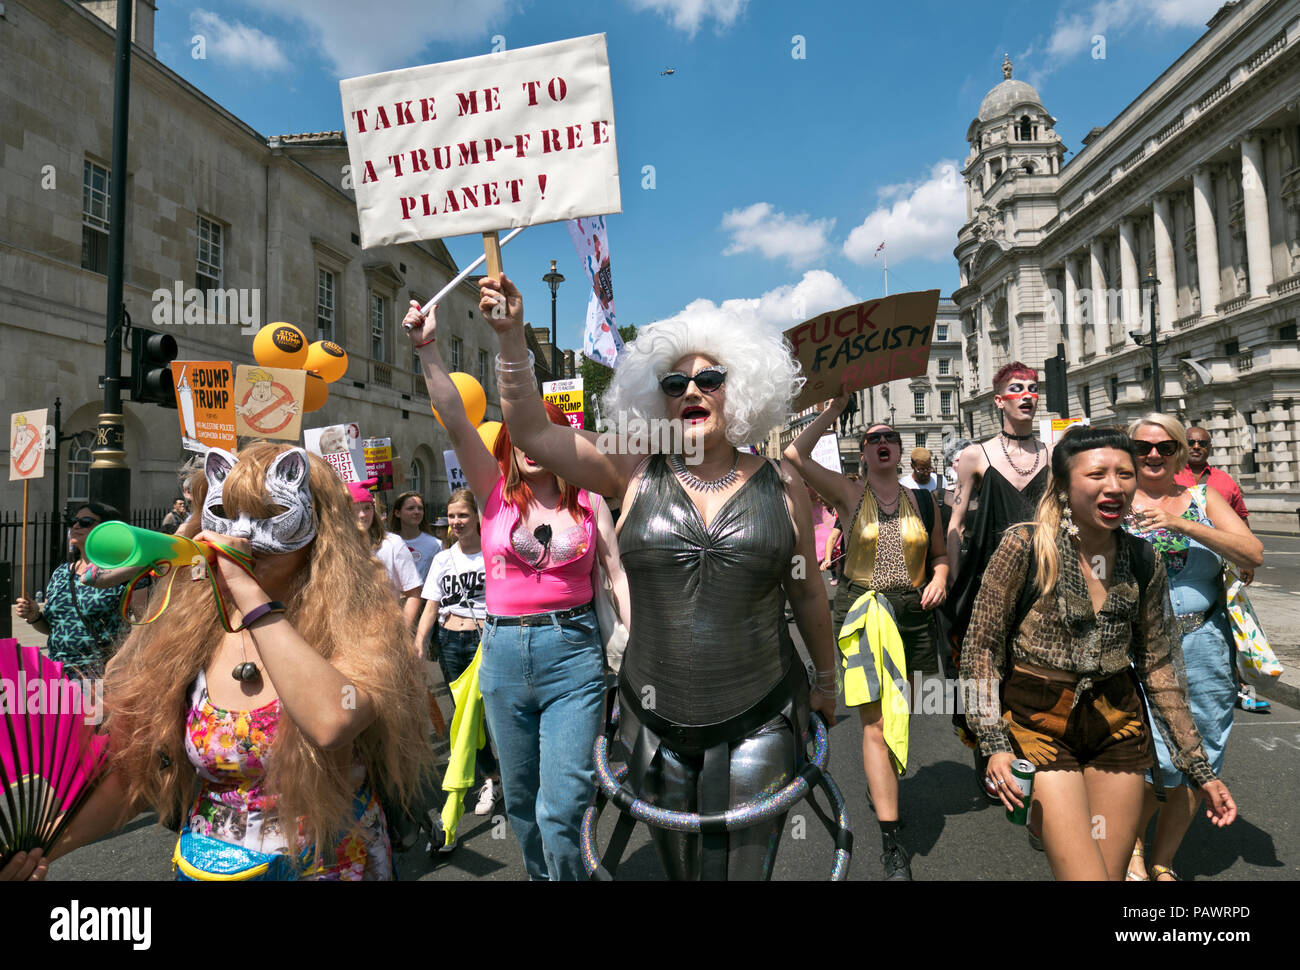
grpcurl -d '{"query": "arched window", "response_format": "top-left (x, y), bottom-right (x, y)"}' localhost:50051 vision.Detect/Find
top-left (1022, 159), bottom-right (1036, 174)
top-left (409, 456), bottom-right (425, 500)
top-left (67, 437), bottom-right (93, 502)
top-left (1017, 115), bottom-right (1035, 140)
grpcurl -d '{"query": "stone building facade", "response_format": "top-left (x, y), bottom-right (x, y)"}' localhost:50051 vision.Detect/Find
top-left (955, 0), bottom-right (1300, 530)
top-left (0, 0), bottom-right (577, 527)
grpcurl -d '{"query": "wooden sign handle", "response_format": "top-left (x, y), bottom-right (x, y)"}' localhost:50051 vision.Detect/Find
top-left (20, 479), bottom-right (28, 600)
top-left (482, 231), bottom-right (503, 278)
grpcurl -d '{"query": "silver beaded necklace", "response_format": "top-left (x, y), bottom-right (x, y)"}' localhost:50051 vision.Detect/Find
top-left (669, 451), bottom-right (740, 493)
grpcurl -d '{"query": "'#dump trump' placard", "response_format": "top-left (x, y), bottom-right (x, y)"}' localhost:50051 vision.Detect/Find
top-left (785, 290), bottom-right (939, 412)
top-left (340, 34), bottom-right (621, 248)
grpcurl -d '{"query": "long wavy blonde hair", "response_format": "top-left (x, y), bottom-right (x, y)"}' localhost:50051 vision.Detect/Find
top-left (104, 441), bottom-right (432, 859)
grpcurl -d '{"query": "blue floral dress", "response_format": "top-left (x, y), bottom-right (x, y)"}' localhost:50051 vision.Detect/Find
top-left (43, 563), bottom-right (127, 679)
top-left (1126, 486), bottom-right (1234, 788)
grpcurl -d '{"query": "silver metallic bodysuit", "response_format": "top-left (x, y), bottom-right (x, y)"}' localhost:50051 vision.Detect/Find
top-left (616, 455), bottom-right (808, 879)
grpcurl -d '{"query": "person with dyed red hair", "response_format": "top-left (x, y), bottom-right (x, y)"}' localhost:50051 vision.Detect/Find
top-left (942, 362), bottom-right (1052, 802)
top-left (404, 300), bottom-right (629, 881)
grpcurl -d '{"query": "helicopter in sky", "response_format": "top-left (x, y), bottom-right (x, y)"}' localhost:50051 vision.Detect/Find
top-left (660, 68), bottom-right (675, 75)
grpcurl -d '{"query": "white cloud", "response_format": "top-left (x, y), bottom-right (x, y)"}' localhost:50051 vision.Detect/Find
top-left (843, 161), bottom-right (965, 266)
top-left (1044, 0), bottom-right (1222, 62)
top-left (190, 9), bottom-right (289, 72)
top-left (623, 0), bottom-right (748, 36)
top-left (263, 0), bottom-right (510, 78)
top-left (720, 202), bottom-right (834, 268)
top-left (647, 270), bottom-right (858, 333)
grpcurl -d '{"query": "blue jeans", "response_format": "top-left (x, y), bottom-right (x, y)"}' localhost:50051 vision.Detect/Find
top-left (435, 626), bottom-right (498, 780)
top-left (479, 607), bottom-right (605, 881)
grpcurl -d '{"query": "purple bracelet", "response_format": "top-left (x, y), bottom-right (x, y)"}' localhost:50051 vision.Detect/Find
top-left (235, 601), bottom-right (287, 631)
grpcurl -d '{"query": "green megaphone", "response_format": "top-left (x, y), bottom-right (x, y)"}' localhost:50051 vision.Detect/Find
top-left (84, 522), bottom-right (212, 571)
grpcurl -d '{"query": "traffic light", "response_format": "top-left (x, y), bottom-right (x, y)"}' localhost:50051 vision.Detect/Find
top-left (129, 327), bottom-right (178, 407)
top-left (1045, 342), bottom-right (1068, 416)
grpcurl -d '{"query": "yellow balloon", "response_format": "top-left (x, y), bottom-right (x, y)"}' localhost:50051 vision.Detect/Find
top-left (302, 372), bottom-right (329, 413)
top-left (432, 373), bottom-right (486, 427)
top-left (476, 421), bottom-right (503, 453)
top-left (253, 322), bottom-right (308, 369)
top-left (305, 340), bottom-right (349, 383)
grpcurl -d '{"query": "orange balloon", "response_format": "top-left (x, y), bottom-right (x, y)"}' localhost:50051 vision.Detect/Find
top-left (476, 421), bottom-right (503, 453)
top-left (302, 372), bottom-right (329, 413)
top-left (305, 340), bottom-right (349, 383)
top-left (432, 373), bottom-right (487, 427)
top-left (253, 323), bottom-right (308, 369)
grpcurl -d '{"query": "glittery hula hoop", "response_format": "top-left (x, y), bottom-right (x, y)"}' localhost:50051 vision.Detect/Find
top-left (580, 711), bottom-right (853, 880)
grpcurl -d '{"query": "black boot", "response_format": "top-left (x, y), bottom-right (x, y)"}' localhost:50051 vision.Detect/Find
top-left (881, 829), bottom-right (912, 881)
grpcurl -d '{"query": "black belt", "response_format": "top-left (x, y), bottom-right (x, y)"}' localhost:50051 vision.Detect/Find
top-left (488, 602), bottom-right (594, 627)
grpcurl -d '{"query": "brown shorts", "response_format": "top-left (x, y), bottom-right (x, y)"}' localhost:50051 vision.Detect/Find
top-left (1002, 665), bottom-right (1152, 773)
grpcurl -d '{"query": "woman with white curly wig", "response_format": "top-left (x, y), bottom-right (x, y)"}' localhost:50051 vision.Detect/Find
top-left (477, 274), bottom-right (838, 881)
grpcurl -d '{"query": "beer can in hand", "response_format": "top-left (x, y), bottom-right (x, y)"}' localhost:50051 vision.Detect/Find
top-left (1006, 759), bottom-right (1035, 825)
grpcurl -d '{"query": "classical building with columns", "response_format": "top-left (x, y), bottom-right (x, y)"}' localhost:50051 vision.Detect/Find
top-left (954, 0), bottom-right (1300, 530)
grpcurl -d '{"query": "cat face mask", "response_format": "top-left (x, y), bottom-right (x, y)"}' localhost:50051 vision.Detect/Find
top-left (201, 448), bottom-right (316, 553)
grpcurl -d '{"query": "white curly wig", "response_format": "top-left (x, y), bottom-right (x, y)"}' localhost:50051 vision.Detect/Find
top-left (602, 304), bottom-right (805, 447)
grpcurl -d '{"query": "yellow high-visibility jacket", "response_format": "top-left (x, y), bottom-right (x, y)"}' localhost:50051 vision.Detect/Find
top-left (440, 645), bottom-right (487, 844)
top-left (838, 590), bottom-right (910, 774)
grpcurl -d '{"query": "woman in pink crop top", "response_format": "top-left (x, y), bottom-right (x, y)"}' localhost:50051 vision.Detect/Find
top-left (404, 299), bottom-right (629, 881)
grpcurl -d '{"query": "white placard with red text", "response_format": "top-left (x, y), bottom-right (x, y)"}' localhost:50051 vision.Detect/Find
top-left (339, 34), bottom-right (621, 248)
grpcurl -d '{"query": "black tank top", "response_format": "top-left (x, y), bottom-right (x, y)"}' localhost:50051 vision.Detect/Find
top-left (618, 455), bottom-right (796, 726)
top-left (943, 445), bottom-right (1048, 646)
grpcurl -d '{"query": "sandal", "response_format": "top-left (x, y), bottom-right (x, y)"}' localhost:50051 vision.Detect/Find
top-left (1150, 864), bottom-right (1180, 881)
top-left (1126, 847), bottom-right (1149, 881)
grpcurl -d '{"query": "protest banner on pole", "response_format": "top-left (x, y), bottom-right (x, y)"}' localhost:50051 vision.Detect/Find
top-left (339, 34), bottom-right (621, 252)
top-left (543, 378), bottom-right (584, 429)
top-left (171, 362), bottom-right (236, 453)
top-left (784, 290), bottom-right (939, 412)
top-left (363, 437), bottom-right (394, 491)
top-left (10, 408), bottom-right (47, 600)
top-left (233, 366), bottom-right (305, 442)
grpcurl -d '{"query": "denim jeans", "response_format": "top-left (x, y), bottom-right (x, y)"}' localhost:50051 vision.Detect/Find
top-left (479, 606), bottom-right (605, 881)
top-left (435, 626), bottom-right (498, 780)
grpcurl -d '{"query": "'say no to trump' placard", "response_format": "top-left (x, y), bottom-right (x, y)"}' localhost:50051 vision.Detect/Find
top-left (340, 34), bottom-right (621, 248)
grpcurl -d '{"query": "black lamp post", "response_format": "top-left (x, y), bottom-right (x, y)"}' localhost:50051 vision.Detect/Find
top-left (1138, 269), bottom-right (1161, 411)
top-left (542, 259), bottom-right (564, 380)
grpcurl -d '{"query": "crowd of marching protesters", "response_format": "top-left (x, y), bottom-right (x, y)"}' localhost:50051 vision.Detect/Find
top-left (5, 274), bottom-right (1273, 884)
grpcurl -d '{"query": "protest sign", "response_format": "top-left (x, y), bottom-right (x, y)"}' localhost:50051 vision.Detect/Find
top-left (171, 362), bottom-right (236, 453)
top-left (339, 34), bottom-right (621, 249)
top-left (567, 216), bottom-right (622, 367)
top-left (785, 290), bottom-right (939, 412)
top-left (1041, 416), bottom-right (1089, 446)
top-left (233, 366), bottom-right (305, 442)
top-left (9, 409), bottom-right (47, 481)
top-left (543, 378), bottom-right (584, 429)
top-left (363, 437), bottom-right (394, 491)
top-left (444, 449), bottom-right (467, 491)
top-left (305, 423), bottom-right (366, 483)
top-left (809, 431), bottom-right (842, 474)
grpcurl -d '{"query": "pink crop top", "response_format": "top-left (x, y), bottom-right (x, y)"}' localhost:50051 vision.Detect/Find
top-left (480, 476), bottom-right (598, 616)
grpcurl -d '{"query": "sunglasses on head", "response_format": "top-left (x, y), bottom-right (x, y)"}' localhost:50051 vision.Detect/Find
top-left (67, 516), bottom-right (99, 529)
top-left (1132, 439), bottom-right (1179, 457)
top-left (658, 366), bottom-right (727, 398)
top-left (865, 431), bottom-right (902, 445)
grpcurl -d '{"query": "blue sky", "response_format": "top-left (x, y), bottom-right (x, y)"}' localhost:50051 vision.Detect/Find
top-left (153, 0), bottom-right (1228, 352)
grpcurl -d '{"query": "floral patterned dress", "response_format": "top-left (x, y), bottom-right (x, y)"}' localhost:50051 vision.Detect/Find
top-left (184, 670), bottom-right (392, 880)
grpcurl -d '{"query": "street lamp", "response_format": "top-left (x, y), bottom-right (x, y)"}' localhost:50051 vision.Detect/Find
top-left (1133, 269), bottom-right (1161, 412)
top-left (542, 259), bottom-right (564, 380)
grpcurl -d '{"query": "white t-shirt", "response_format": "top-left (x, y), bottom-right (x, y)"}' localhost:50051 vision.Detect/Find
top-left (899, 474), bottom-right (940, 492)
top-left (377, 532), bottom-right (422, 595)
top-left (401, 531), bottom-right (443, 583)
top-left (421, 543), bottom-right (487, 622)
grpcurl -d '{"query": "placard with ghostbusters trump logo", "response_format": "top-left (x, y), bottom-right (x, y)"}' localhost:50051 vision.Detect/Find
top-left (233, 365), bottom-right (305, 442)
top-left (9, 409), bottom-right (48, 481)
